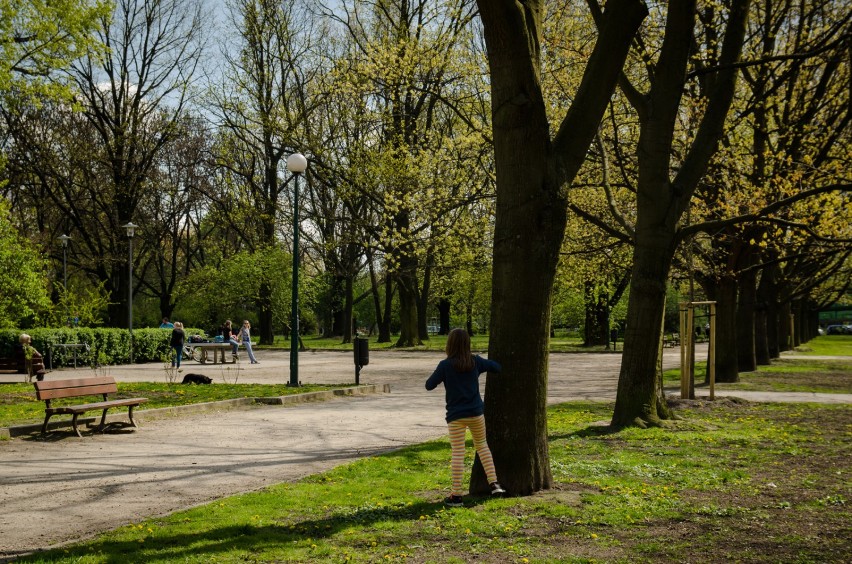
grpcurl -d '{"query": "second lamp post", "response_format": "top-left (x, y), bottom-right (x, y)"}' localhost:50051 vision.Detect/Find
top-left (123, 222), bottom-right (139, 364)
top-left (287, 153), bottom-right (307, 387)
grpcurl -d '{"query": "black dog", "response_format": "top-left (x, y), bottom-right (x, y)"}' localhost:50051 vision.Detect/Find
top-left (182, 373), bottom-right (212, 385)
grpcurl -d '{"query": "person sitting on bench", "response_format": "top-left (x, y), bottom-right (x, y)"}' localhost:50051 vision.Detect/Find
top-left (17, 333), bottom-right (46, 381)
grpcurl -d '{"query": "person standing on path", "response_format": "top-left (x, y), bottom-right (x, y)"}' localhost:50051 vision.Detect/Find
top-left (170, 322), bottom-right (186, 368)
top-left (425, 328), bottom-right (505, 507)
top-left (240, 320), bottom-right (258, 364)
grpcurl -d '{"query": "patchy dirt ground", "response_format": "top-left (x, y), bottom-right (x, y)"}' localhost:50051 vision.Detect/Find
top-left (496, 401), bottom-right (851, 564)
top-left (623, 403), bottom-right (851, 563)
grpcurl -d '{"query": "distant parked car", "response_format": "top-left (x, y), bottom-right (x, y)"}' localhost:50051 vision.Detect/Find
top-left (826, 324), bottom-right (847, 335)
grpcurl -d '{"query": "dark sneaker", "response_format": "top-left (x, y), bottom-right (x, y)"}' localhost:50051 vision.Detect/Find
top-left (443, 495), bottom-right (464, 507)
top-left (490, 482), bottom-right (506, 495)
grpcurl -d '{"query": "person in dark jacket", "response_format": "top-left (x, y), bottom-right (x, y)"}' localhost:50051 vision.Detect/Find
top-left (170, 322), bottom-right (186, 368)
top-left (222, 319), bottom-right (239, 356)
top-left (425, 328), bottom-right (505, 507)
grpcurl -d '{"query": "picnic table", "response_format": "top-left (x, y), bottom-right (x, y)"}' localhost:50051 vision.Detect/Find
top-left (183, 342), bottom-right (248, 364)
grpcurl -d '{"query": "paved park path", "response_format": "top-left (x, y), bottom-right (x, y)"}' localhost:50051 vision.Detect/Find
top-left (1, 347), bottom-right (849, 558)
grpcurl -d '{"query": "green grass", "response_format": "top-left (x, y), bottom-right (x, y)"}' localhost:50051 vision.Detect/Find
top-left (663, 335), bottom-right (851, 394)
top-left (665, 359), bottom-right (851, 394)
top-left (0, 382), bottom-right (347, 428)
top-left (793, 334), bottom-right (852, 356)
top-left (18, 401), bottom-right (850, 563)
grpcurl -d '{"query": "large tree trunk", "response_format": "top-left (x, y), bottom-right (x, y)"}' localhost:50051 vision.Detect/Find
top-left (473, 0), bottom-right (647, 495)
top-left (760, 264), bottom-right (781, 359)
top-left (159, 294), bottom-right (175, 327)
top-left (612, 0), bottom-right (750, 425)
top-left (437, 297), bottom-right (451, 335)
top-left (714, 276), bottom-right (740, 383)
top-left (258, 280), bottom-right (274, 345)
top-left (341, 276), bottom-right (354, 344)
top-left (792, 299), bottom-right (804, 347)
top-left (367, 249), bottom-right (392, 343)
top-left (754, 306), bottom-right (771, 365)
top-left (737, 268), bottom-right (757, 372)
top-left (475, 146), bottom-right (563, 496)
top-left (806, 302), bottom-right (819, 342)
top-left (778, 299), bottom-right (792, 353)
top-left (107, 260), bottom-right (128, 329)
top-left (395, 264), bottom-right (421, 347)
top-left (612, 237), bottom-right (676, 427)
top-left (583, 283), bottom-right (610, 347)
top-left (417, 255), bottom-right (432, 342)
top-left (329, 275), bottom-right (346, 337)
top-left (379, 274), bottom-right (393, 343)
top-left (767, 300), bottom-right (781, 359)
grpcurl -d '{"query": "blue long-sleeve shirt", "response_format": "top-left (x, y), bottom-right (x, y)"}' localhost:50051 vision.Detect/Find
top-left (425, 355), bottom-right (501, 422)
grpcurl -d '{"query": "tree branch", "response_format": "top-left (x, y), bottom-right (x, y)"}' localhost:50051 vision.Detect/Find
top-left (678, 183), bottom-right (852, 240)
top-left (551, 0), bottom-right (648, 186)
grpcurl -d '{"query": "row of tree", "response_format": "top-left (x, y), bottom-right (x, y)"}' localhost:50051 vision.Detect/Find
top-left (2, 0), bottom-right (500, 347)
top-left (474, 0), bottom-right (849, 494)
top-left (1, 0), bottom-right (849, 495)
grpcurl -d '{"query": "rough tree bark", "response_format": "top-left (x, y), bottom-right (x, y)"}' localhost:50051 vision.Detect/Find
top-left (736, 267), bottom-right (758, 372)
top-left (713, 275), bottom-right (740, 383)
top-left (471, 0), bottom-right (648, 495)
top-left (612, 0), bottom-right (751, 427)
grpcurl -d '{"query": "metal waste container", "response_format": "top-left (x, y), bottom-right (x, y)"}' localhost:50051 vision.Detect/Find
top-left (354, 337), bottom-right (369, 384)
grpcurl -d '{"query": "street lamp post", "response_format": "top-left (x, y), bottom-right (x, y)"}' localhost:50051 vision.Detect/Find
top-left (123, 222), bottom-right (139, 364)
top-left (58, 234), bottom-right (71, 325)
top-left (58, 234), bottom-right (71, 290)
top-left (287, 153), bottom-right (307, 387)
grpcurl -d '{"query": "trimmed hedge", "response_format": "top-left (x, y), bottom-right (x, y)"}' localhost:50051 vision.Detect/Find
top-left (0, 327), bottom-right (208, 366)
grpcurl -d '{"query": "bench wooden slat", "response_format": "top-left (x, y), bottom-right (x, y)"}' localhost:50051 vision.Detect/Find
top-left (36, 384), bottom-right (118, 400)
top-left (46, 398), bottom-right (149, 415)
top-left (35, 376), bottom-right (115, 391)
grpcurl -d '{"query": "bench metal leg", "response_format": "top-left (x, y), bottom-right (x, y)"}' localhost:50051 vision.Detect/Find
top-left (71, 413), bottom-right (83, 437)
top-left (128, 405), bottom-right (139, 428)
top-left (96, 408), bottom-right (109, 433)
top-left (41, 414), bottom-right (53, 435)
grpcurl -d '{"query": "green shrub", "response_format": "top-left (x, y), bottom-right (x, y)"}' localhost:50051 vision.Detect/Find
top-left (0, 327), bottom-right (207, 365)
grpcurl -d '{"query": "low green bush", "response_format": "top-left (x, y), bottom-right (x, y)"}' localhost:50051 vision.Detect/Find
top-left (0, 327), bottom-right (207, 366)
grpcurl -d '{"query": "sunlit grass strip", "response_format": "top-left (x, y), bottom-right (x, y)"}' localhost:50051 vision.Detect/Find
top-left (19, 401), bottom-right (849, 563)
top-left (794, 335), bottom-right (852, 356)
top-left (0, 382), bottom-right (350, 428)
top-left (663, 357), bottom-right (851, 393)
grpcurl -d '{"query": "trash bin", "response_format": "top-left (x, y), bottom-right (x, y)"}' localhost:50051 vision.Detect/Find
top-left (354, 337), bottom-right (369, 384)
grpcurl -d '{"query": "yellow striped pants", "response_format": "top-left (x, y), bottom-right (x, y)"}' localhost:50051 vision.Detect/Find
top-left (448, 415), bottom-right (498, 496)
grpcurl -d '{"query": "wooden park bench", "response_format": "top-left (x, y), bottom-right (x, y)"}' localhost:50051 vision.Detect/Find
top-left (33, 377), bottom-right (148, 437)
top-left (0, 352), bottom-right (45, 382)
top-left (0, 357), bottom-right (17, 374)
top-left (663, 333), bottom-right (680, 348)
